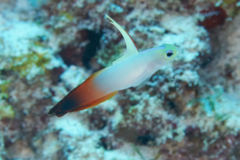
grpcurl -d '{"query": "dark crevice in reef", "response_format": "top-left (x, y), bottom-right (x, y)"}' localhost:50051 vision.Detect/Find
top-left (88, 109), bottom-right (108, 130)
top-left (82, 30), bottom-right (103, 69)
top-left (137, 134), bottom-right (156, 146)
top-left (58, 29), bottom-right (103, 69)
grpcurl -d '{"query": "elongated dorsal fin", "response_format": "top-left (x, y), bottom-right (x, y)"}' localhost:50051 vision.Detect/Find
top-left (106, 15), bottom-right (138, 64)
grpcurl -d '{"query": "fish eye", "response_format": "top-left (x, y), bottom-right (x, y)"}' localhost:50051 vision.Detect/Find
top-left (166, 50), bottom-right (173, 57)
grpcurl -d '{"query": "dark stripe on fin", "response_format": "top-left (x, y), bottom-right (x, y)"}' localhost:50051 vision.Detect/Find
top-left (48, 102), bottom-right (68, 117)
top-left (48, 68), bottom-right (108, 117)
top-left (55, 111), bottom-right (67, 117)
top-left (48, 103), bottom-right (60, 115)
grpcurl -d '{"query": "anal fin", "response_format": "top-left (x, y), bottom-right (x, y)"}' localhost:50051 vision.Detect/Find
top-left (71, 91), bottom-right (118, 112)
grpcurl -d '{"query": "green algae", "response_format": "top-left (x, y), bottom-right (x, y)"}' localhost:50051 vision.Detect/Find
top-left (132, 144), bottom-right (145, 160)
top-left (0, 80), bottom-right (10, 97)
top-left (187, 86), bottom-right (232, 122)
top-left (222, 0), bottom-right (238, 5)
top-left (60, 12), bottom-right (74, 21)
top-left (188, 87), bottom-right (222, 117)
top-left (9, 52), bottom-right (50, 79)
top-left (220, 0), bottom-right (240, 17)
top-left (0, 80), bottom-right (14, 119)
top-left (0, 104), bottom-right (14, 119)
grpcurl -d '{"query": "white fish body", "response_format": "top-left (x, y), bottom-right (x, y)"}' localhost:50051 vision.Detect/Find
top-left (93, 15), bottom-right (178, 94)
top-left (49, 15), bottom-right (178, 117)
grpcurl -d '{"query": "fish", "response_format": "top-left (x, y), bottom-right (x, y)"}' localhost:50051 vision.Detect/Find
top-left (48, 15), bottom-right (179, 117)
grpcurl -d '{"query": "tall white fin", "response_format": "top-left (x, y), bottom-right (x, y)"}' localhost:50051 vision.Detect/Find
top-left (106, 15), bottom-right (139, 64)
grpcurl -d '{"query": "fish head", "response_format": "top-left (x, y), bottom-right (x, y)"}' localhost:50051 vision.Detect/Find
top-left (156, 44), bottom-right (179, 63)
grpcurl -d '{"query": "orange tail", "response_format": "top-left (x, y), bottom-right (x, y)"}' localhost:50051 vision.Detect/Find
top-left (48, 90), bottom-right (118, 117)
top-left (48, 68), bottom-right (118, 117)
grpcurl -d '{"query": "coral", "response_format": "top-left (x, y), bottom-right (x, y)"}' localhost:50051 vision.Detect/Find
top-left (60, 65), bottom-right (88, 89)
top-left (1, 0), bottom-right (240, 159)
top-left (9, 52), bottom-right (51, 79)
top-left (0, 16), bottom-right (64, 80)
top-left (199, 6), bottom-right (227, 28)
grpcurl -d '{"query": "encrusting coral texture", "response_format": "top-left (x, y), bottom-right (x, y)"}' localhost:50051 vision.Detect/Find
top-left (1, 0), bottom-right (240, 160)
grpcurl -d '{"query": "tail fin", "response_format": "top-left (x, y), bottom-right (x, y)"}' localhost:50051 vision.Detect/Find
top-left (70, 91), bottom-right (118, 112)
top-left (48, 102), bottom-right (68, 117)
top-left (48, 91), bottom-right (118, 117)
top-left (48, 68), bottom-right (118, 117)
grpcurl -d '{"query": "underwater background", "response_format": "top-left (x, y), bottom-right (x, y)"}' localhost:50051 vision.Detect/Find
top-left (0, 0), bottom-right (240, 159)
